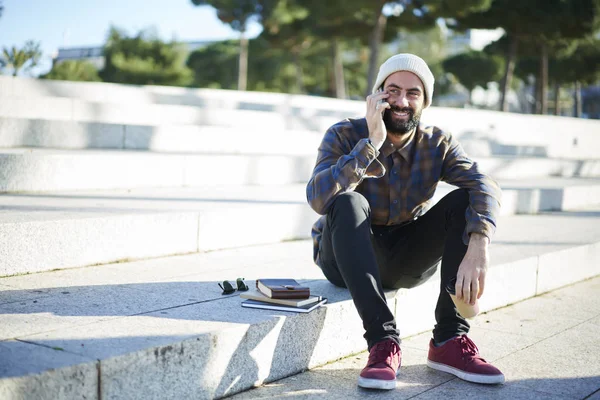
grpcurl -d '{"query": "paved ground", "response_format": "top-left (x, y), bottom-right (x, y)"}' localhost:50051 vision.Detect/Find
top-left (228, 276), bottom-right (600, 400)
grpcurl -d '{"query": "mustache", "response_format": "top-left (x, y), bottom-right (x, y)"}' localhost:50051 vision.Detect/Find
top-left (389, 106), bottom-right (414, 114)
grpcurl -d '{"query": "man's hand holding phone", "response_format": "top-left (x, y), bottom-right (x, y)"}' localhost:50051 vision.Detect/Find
top-left (366, 89), bottom-right (390, 151)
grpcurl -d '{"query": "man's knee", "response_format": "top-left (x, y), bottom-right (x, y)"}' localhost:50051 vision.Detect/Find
top-left (330, 191), bottom-right (370, 217)
top-left (450, 188), bottom-right (469, 204)
top-left (445, 189), bottom-right (469, 213)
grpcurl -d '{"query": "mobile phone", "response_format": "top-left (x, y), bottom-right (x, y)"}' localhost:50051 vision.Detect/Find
top-left (376, 87), bottom-right (384, 108)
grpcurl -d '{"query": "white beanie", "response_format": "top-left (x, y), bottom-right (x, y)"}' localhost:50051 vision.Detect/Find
top-left (372, 53), bottom-right (435, 108)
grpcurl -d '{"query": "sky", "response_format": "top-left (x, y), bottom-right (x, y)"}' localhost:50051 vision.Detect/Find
top-left (0, 0), bottom-right (263, 75)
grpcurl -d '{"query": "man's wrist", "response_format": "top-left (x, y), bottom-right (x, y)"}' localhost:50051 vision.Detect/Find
top-left (469, 232), bottom-right (489, 246)
top-left (368, 137), bottom-right (384, 151)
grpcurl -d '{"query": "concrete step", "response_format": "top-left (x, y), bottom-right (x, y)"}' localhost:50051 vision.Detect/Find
top-left (0, 99), bottom-right (345, 134)
top-left (0, 75), bottom-right (365, 113)
top-left (2, 148), bottom-right (600, 193)
top-left (0, 185), bottom-right (316, 277)
top-left (423, 107), bottom-right (600, 160)
top-left (475, 157), bottom-right (600, 179)
top-left (0, 148), bottom-right (316, 192)
top-left (1, 207), bottom-right (599, 399)
top-left (1, 179), bottom-right (599, 277)
top-left (0, 117), bottom-right (322, 155)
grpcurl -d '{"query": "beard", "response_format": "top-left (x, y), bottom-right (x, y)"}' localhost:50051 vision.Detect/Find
top-left (383, 106), bottom-right (421, 136)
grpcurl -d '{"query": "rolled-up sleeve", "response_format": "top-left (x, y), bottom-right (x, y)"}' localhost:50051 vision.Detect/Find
top-left (306, 123), bottom-right (383, 215)
top-left (441, 134), bottom-right (502, 244)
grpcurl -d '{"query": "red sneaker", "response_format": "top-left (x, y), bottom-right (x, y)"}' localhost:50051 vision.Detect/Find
top-left (427, 335), bottom-right (505, 384)
top-left (358, 339), bottom-right (401, 390)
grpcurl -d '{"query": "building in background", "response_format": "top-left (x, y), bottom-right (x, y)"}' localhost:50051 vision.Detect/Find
top-left (52, 40), bottom-right (217, 70)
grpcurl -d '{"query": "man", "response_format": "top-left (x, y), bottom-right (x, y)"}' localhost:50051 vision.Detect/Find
top-left (306, 53), bottom-right (504, 390)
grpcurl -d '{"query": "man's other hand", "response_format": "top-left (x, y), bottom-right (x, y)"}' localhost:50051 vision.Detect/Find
top-left (455, 233), bottom-right (489, 305)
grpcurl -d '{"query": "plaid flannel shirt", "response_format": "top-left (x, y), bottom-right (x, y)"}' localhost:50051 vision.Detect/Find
top-left (306, 117), bottom-right (502, 266)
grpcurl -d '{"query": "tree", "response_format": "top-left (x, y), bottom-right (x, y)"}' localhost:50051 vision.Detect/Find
top-left (40, 60), bottom-right (101, 82)
top-left (186, 36), bottom-right (341, 96)
top-left (191, 0), bottom-right (263, 91)
top-left (443, 51), bottom-right (504, 104)
top-left (260, 0), bottom-right (313, 94)
top-left (515, 38), bottom-right (600, 116)
top-left (257, 0), bottom-right (372, 98)
top-left (362, 0), bottom-right (493, 96)
top-left (0, 1), bottom-right (4, 19)
top-left (187, 40), bottom-right (240, 89)
top-left (99, 26), bottom-right (192, 86)
top-left (453, 0), bottom-right (600, 113)
top-left (0, 41), bottom-right (42, 76)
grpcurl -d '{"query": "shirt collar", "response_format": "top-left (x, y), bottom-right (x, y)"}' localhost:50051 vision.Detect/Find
top-left (380, 127), bottom-right (418, 162)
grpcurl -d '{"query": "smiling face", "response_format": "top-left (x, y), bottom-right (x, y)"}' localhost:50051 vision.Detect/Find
top-left (381, 71), bottom-right (425, 136)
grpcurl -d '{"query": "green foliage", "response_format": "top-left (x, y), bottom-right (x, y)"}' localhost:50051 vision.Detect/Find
top-left (40, 60), bottom-right (101, 82)
top-left (394, 25), bottom-right (448, 64)
top-left (191, 0), bottom-right (263, 32)
top-left (516, 38), bottom-right (600, 86)
top-left (443, 50), bottom-right (504, 91)
top-left (387, 0), bottom-right (492, 31)
top-left (187, 40), bottom-right (240, 89)
top-left (452, 0), bottom-right (597, 38)
top-left (186, 36), bottom-right (372, 98)
top-left (0, 41), bottom-right (42, 77)
top-left (99, 26), bottom-right (192, 86)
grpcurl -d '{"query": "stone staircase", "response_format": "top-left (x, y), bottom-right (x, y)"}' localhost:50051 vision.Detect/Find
top-left (1, 75), bottom-right (599, 399)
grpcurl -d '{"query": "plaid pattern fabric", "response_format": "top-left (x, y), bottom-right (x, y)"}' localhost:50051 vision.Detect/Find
top-left (307, 117), bottom-right (502, 266)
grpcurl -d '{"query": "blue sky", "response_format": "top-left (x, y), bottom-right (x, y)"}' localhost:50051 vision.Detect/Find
top-left (0, 0), bottom-right (262, 75)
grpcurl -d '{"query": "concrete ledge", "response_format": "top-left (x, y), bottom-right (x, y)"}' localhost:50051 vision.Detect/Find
top-left (0, 98), bottom-right (345, 134)
top-left (0, 204), bottom-right (316, 277)
top-left (0, 149), bottom-right (315, 192)
top-left (1, 208), bottom-right (599, 399)
top-left (476, 157), bottom-right (600, 179)
top-left (0, 117), bottom-right (319, 155)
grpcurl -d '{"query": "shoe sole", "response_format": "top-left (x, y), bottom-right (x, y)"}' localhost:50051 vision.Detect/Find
top-left (357, 369), bottom-right (400, 390)
top-left (357, 376), bottom-right (397, 390)
top-left (427, 359), bottom-right (505, 384)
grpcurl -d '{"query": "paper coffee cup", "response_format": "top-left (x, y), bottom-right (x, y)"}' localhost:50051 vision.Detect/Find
top-left (446, 278), bottom-right (480, 319)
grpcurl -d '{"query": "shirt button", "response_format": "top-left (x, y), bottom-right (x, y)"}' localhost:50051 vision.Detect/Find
top-left (393, 170), bottom-right (397, 175)
top-left (393, 200), bottom-right (398, 204)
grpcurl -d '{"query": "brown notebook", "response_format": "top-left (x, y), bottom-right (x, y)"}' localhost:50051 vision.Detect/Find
top-left (256, 279), bottom-right (310, 299)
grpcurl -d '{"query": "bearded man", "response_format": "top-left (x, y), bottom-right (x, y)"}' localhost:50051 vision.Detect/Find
top-left (306, 54), bottom-right (504, 390)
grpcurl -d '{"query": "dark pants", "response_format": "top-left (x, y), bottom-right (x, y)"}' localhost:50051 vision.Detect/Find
top-left (318, 189), bottom-right (470, 349)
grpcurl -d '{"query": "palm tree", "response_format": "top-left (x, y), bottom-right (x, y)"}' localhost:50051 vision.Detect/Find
top-left (1, 41), bottom-right (42, 76)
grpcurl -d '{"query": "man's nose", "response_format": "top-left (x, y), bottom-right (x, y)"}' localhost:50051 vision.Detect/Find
top-left (396, 94), bottom-right (409, 107)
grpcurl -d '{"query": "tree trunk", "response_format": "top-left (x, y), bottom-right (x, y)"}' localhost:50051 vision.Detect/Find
top-left (554, 83), bottom-right (560, 116)
top-left (366, 5), bottom-right (387, 97)
top-left (292, 49), bottom-right (304, 94)
top-left (238, 31), bottom-right (248, 91)
top-left (500, 35), bottom-right (518, 112)
top-left (292, 49), bottom-right (304, 93)
top-left (535, 75), bottom-right (542, 114)
top-left (538, 42), bottom-right (548, 115)
top-left (332, 39), bottom-right (346, 99)
top-left (574, 81), bottom-right (582, 117)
